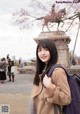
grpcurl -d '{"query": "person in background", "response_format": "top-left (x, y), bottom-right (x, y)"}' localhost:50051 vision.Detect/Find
top-left (7, 58), bottom-right (12, 82)
top-left (0, 58), bottom-right (7, 84)
top-left (30, 39), bottom-right (71, 114)
top-left (6, 54), bottom-right (10, 60)
top-left (11, 60), bottom-right (15, 82)
top-left (71, 57), bottom-right (77, 65)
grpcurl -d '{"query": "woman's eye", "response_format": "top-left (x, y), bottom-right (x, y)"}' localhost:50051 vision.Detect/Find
top-left (38, 48), bottom-right (41, 52)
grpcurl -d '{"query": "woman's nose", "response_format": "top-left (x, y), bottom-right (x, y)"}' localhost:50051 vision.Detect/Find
top-left (41, 50), bottom-right (45, 54)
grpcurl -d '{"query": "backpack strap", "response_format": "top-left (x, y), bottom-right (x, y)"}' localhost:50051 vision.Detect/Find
top-left (47, 64), bottom-right (68, 77)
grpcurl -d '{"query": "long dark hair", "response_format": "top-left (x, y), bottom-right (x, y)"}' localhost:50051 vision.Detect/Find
top-left (33, 39), bottom-right (58, 86)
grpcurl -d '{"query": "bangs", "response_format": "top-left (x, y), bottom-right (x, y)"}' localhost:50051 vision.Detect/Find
top-left (38, 42), bottom-right (47, 49)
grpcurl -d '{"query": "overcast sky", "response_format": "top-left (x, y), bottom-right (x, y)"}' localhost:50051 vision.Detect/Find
top-left (0, 0), bottom-right (38, 60)
top-left (0, 0), bottom-right (80, 60)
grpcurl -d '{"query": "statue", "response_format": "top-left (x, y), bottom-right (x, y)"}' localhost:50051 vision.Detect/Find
top-left (36, 4), bottom-right (66, 31)
top-left (50, 4), bottom-right (56, 15)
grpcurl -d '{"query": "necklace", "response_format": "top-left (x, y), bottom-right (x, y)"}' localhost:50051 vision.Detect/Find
top-left (42, 65), bottom-right (47, 73)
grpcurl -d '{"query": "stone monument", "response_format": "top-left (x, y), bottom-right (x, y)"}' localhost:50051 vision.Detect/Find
top-left (34, 31), bottom-right (71, 68)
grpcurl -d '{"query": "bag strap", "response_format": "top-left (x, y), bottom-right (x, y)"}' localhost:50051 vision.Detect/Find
top-left (47, 64), bottom-right (68, 77)
top-left (48, 64), bottom-right (80, 80)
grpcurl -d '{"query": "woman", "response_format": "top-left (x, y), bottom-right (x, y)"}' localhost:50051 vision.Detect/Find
top-left (31, 39), bottom-right (71, 114)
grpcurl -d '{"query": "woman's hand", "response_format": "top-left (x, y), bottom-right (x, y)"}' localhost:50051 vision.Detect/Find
top-left (43, 75), bottom-right (51, 88)
top-left (43, 75), bottom-right (56, 89)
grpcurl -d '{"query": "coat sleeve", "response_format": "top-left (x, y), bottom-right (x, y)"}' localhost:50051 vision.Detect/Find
top-left (44, 68), bottom-right (71, 105)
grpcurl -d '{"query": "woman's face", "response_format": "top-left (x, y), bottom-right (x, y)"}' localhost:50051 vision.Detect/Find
top-left (38, 46), bottom-right (50, 64)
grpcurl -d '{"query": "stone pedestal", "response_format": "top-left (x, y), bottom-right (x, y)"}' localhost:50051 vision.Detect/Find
top-left (34, 31), bottom-right (71, 68)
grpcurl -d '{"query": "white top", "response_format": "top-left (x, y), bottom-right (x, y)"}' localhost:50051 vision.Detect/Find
top-left (11, 66), bottom-right (16, 73)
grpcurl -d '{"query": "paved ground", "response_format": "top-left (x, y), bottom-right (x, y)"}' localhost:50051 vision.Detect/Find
top-left (0, 72), bottom-right (34, 94)
top-left (0, 72), bottom-right (34, 114)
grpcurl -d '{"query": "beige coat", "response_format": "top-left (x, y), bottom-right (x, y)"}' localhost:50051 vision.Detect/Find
top-left (31, 68), bottom-right (71, 114)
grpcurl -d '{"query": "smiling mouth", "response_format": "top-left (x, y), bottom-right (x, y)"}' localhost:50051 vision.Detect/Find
top-left (41, 56), bottom-right (47, 59)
